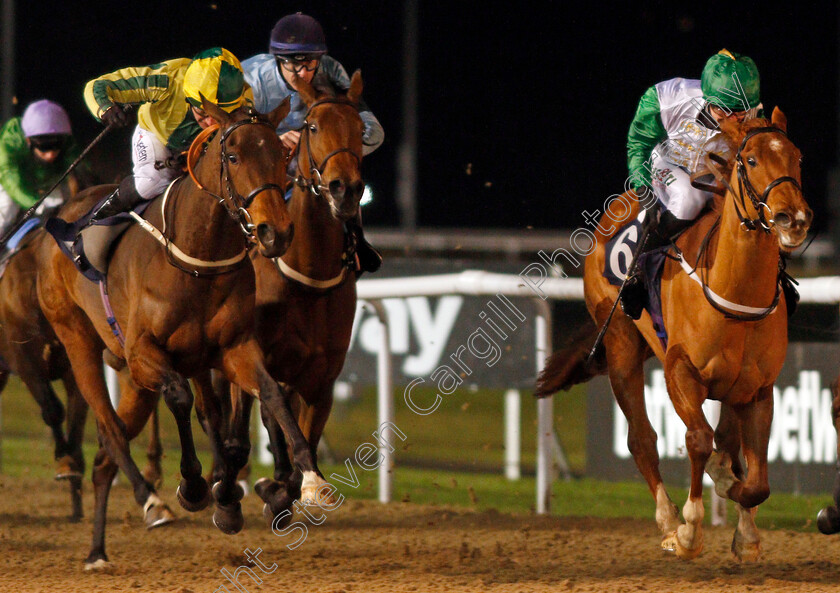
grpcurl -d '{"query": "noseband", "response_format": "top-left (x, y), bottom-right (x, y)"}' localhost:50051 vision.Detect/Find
top-left (293, 98), bottom-right (362, 197)
top-left (707, 126), bottom-right (802, 233)
top-left (187, 110), bottom-right (286, 242)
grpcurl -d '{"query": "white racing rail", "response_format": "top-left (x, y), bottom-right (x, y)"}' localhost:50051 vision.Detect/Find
top-left (353, 270), bottom-right (840, 515)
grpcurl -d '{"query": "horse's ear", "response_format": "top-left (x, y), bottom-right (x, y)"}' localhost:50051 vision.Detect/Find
top-left (200, 93), bottom-right (230, 127)
top-left (347, 69), bottom-right (363, 105)
top-left (771, 106), bottom-right (788, 133)
top-left (268, 96), bottom-right (291, 130)
top-left (293, 72), bottom-right (318, 107)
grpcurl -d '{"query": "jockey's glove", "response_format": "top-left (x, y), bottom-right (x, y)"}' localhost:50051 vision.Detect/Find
top-left (101, 105), bottom-right (131, 128)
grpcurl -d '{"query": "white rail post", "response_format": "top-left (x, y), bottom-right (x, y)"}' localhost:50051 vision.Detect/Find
top-left (365, 299), bottom-right (394, 503)
top-left (504, 389), bottom-right (521, 480)
top-left (535, 298), bottom-right (553, 514)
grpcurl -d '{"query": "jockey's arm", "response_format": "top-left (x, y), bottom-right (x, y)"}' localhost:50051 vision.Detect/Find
top-left (83, 59), bottom-right (190, 121)
top-left (0, 123), bottom-right (39, 208)
top-left (627, 85), bottom-right (667, 191)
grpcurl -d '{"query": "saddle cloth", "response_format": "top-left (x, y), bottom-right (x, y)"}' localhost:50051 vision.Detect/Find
top-left (602, 210), bottom-right (670, 350)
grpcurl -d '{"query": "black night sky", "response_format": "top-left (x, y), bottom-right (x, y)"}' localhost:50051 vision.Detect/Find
top-left (9, 1), bottom-right (839, 233)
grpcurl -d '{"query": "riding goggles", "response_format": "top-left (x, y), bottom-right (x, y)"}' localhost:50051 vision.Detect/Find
top-left (276, 55), bottom-right (320, 73)
top-left (29, 134), bottom-right (67, 152)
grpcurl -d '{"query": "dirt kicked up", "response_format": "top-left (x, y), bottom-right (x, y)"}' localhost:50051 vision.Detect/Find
top-left (2, 476), bottom-right (840, 593)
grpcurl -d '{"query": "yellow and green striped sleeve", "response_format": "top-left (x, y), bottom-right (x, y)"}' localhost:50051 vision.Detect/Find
top-left (83, 59), bottom-right (187, 120)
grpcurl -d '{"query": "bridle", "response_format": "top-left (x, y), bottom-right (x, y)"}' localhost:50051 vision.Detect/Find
top-left (292, 98), bottom-right (361, 198)
top-left (705, 126), bottom-right (802, 233)
top-left (187, 109), bottom-right (286, 243)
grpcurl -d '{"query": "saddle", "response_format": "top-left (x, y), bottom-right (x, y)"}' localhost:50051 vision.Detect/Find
top-left (45, 194), bottom-right (152, 283)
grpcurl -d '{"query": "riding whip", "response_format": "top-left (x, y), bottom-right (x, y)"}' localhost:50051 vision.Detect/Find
top-left (0, 113), bottom-right (127, 248)
top-left (585, 209), bottom-right (656, 366)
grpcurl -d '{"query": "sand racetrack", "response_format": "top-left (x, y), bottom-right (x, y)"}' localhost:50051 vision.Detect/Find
top-left (2, 476), bottom-right (840, 592)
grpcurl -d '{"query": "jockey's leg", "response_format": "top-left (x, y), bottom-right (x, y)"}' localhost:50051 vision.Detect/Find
top-left (620, 158), bottom-right (710, 319)
top-left (85, 125), bottom-right (177, 226)
top-left (348, 208), bottom-right (381, 275)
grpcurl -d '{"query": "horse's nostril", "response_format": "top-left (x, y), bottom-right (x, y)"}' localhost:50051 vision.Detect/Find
top-left (329, 179), bottom-right (346, 199)
top-left (257, 223), bottom-right (276, 247)
top-left (773, 212), bottom-right (792, 228)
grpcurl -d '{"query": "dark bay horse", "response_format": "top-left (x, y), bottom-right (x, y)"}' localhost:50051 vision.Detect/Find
top-left (537, 109), bottom-right (811, 561)
top-left (38, 97), bottom-right (327, 569)
top-left (251, 72), bottom-right (367, 520)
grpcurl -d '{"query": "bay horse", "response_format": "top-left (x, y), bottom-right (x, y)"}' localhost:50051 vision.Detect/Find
top-left (250, 72), bottom-right (367, 520)
top-left (37, 97), bottom-right (330, 569)
top-left (536, 109), bottom-right (811, 561)
top-left (203, 72), bottom-right (366, 521)
top-left (0, 192), bottom-right (162, 521)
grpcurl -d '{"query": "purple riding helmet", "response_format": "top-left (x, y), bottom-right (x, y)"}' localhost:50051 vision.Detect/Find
top-left (21, 99), bottom-right (72, 137)
top-left (269, 13), bottom-right (328, 57)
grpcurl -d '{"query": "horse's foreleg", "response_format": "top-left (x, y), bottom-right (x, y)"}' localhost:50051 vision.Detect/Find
top-left (222, 341), bottom-right (327, 507)
top-left (254, 400), bottom-right (298, 527)
top-left (818, 377), bottom-right (840, 534)
top-left (664, 350), bottom-right (712, 560)
top-left (61, 367), bottom-right (88, 521)
top-left (192, 370), bottom-right (227, 485)
top-left (722, 387), bottom-right (772, 562)
top-left (127, 337), bottom-right (210, 514)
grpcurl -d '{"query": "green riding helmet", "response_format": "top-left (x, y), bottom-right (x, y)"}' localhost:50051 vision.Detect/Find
top-left (701, 49), bottom-right (760, 112)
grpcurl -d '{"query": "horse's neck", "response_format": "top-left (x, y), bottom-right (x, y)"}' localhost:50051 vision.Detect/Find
top-left (282, 185), bottom-right (347, 278)
top-left (706, 187), bottom-right (780, 305)
top-left (169, 179), bottom-right (245, 261)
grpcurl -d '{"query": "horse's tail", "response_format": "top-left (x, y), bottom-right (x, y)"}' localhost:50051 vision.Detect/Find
top-left (535, 317), bottom-right (607, 397)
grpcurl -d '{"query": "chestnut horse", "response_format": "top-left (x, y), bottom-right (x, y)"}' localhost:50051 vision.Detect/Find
top-left (38, 97), bottom-right (329, 569)
top-left (537, 109), bottom-right (811, 561)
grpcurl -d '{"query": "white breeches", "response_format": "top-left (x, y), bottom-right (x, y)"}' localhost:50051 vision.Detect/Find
top-left (131, 125), bottom-right (180, 199)
top-left (650, 153), bottom-right (714, 221)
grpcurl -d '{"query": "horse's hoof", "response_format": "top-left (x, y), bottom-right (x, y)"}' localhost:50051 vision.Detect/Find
top-left (262, 502), bottom-right (293, 529)
top-left (143, 495), bottom-right (177, 530)
top-left (705, 451), bottom-right (737, 498)
top-left (300, 472), bottom-right (332, 507)
top-left (730, 523), bottom-right (762, 562)
top-left (84, 558), bottom-right (112, 572)
top-left (673, 527), bottom-right (704, 560)
top-left (55, 455), bottom-right (83, 480)
top-left (661, 532), bottom-right (678, 553)
top-left (212, 480), bottom-right (245, 505)
top-left (817, 506), bottom-right (840, 535)
top-left (176, 479), bottom-right (211, 512)
top-left (212, 502), bottom-right (244, 535)
top-left (254, 477), bottom-right (281, 503)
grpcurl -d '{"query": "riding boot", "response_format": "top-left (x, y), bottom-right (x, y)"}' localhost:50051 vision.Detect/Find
top-left (619, 210), bottom-right (693, 320)
top-left (86, 177), bottom-right (144, 226)
top-left (348, 211), bottom-right (382, 276)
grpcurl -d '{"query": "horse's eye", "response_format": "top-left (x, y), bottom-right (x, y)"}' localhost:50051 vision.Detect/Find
top-left (747, 156), bottom-right (757, 167)
top-left (228, 153), bottom-right (238, 164)
top-left (799, 156), bottom-right (804, 167)
top-left (309, 124), bottom-right (317, 133)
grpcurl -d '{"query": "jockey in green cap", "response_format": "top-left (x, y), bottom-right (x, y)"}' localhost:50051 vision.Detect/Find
top-left (620, 49), bottom-right (762, 319)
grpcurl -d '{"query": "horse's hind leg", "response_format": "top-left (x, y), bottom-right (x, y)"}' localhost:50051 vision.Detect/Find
top-left (142, 397), bottom-right (164, 488)
top-left (599, 303), bottom-right (680, 539)
top-left (663, 348), bottom-right (713, 560)
top-left (61, 367), bottom-right (88, 521)
top-left (254, 400), bottom-right (298, 527)
top-left (818, 377), bottom-right (840, 534)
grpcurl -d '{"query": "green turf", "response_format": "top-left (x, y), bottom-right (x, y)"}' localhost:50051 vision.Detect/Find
top-left (0, 376), bottom-right (833, 532)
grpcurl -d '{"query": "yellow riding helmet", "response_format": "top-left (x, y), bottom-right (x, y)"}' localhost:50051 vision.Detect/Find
top-left (183, 47), bottom-right (253, 112)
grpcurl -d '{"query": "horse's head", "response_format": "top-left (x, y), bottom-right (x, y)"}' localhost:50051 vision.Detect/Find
top-left (719, 108), bottom-right (813, 252)
top-left (293, 70), bottom-right (366, 221)
top-left (199, 96), bottom-right (294, 258)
